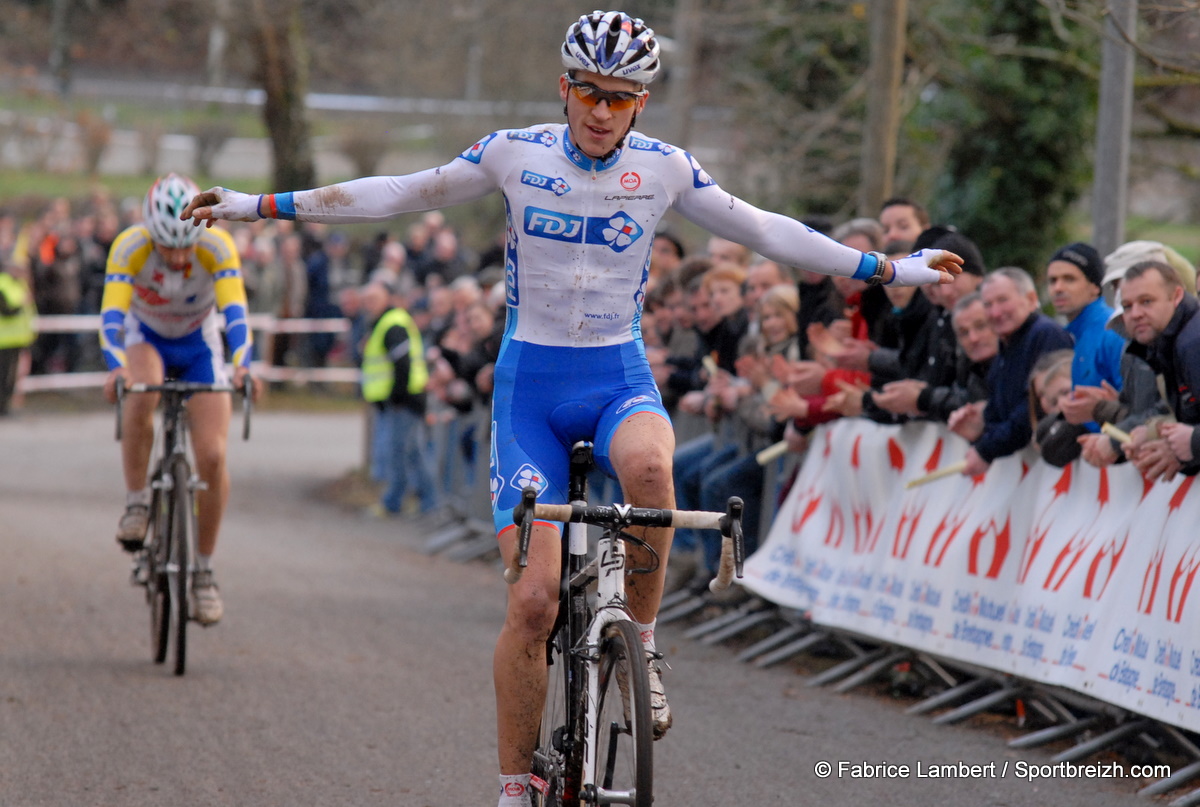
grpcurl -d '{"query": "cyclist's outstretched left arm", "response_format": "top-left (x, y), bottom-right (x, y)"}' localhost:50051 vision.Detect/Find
top-left (671, 166), bottom-right (960, 286)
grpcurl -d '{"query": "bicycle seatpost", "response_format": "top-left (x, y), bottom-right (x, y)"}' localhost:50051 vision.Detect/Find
top-left (568, 441), bottom-right (594, 503)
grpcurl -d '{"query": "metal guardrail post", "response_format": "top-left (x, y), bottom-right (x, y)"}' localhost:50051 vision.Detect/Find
top-left (1049, 718), bottom-right (1154, 763)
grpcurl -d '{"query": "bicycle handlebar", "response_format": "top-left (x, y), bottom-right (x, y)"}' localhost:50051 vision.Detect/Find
top-left (114, 378), bottom-right (253, 442)
top-left (503, 487), bottom-right (745, 588)
top-left (526, 502), bottom-right (727, 530)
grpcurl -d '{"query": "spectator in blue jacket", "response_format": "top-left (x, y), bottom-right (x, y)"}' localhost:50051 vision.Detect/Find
top-left (951, 268), bottom-right (1073, 476)
top-left (1047, 242), bottom-right (1127, 430)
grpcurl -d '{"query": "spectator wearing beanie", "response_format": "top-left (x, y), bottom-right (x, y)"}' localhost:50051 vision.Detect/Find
top-left (1044, 243), bottom-right (1129, 458)
top-left (1047, 242), bottom-right (1125, 392)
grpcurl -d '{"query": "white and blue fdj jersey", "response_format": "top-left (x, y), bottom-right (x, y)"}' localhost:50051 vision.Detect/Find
top-left (275, 123), bottom-right (878, 532)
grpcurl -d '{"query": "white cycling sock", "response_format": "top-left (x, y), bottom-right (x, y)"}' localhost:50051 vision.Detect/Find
top-left (635, 619), bottom-right (657, 656)
top-left (497, 773), bottom-right (532, 807)
top-left (195, 554), bottom-right (212, 573)
top-left (126, 488), bottom-right (151, 508)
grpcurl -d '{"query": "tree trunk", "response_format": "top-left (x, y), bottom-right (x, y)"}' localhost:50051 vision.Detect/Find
top-left (1092, 0), bottom-right (1139, 259)
top-left (252, 0), bottom-right (316, 192)
top-left (49, 0), bottom-right (74, 98)
top-left (858, 0), bottom-right (907, 219)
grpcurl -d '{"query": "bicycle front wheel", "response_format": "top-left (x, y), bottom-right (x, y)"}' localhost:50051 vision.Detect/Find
top-left (167, 456), bottom-right (192, 676)
top-left (147, 477), bottom-right (169, 665)
top-left (532, 626), bottom-right (574, 807)
top-left (590, 620), bottom-right (653, 807)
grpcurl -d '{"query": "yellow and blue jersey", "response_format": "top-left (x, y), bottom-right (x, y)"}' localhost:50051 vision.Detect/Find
top-left (99, 224), bottom-right (252, 370)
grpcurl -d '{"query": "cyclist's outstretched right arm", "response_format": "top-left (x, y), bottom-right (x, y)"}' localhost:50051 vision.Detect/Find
top-left (183, 154), bottom-right (500, 226)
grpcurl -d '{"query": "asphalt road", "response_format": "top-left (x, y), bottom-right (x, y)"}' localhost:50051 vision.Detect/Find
top-left (0, 408), bottom-right (1157, 806)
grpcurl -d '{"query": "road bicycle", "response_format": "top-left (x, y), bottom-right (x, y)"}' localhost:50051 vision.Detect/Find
top-left (505, 441), bottom-right (745, 807)
top-left (115, 377), bottom-right (251, 676)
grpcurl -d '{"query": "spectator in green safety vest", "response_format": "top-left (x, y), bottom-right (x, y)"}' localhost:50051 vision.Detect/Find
top-left (0, 262), bottom-right (37, 415)
top-left (361, 281), bottom-right (438, 516)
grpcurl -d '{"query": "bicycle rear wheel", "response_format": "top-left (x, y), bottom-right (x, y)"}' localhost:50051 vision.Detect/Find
top-left (531, 626), bottom-right (576, 807)
top-left (590, 620), bottom-right (653, 807)
top-left (167, 456), bottom-right (192, 676)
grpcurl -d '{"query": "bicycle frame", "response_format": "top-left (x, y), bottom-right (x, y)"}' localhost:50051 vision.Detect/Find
top-left (512, 441), bottom-right (744, 805)
top-left (115, 377), bottom-right (250, 674)
top-left (579, 519), bottom-right (632, 799)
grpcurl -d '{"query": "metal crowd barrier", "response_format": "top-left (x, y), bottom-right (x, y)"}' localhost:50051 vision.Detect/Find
top-left (18, 314), bottom-right (360, 393)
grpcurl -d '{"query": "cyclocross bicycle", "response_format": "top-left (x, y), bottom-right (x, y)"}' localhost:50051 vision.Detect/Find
top-left (115, 377), bottom-right (251, 676)
top-left (505, 441), bottom-right (744, 807)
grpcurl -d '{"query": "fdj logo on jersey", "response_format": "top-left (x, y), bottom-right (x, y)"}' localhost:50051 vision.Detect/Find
top-left (507, 130), bottom-right (557, 147)
top-left (520, 171), bottom-right (571, 197)
top-left (524, 207), bottom-right (644, 253)
top-left (627, 135), bottom-right (675, 156)
top-left (510, 463), bottom-right (549, 495)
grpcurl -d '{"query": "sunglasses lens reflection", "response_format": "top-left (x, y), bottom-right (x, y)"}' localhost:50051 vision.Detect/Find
top-left (569, 81), bottom-right (640, 111)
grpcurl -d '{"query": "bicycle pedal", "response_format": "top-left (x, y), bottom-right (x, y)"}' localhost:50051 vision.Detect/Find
top-left (190, 475), bottom-right (208, 491)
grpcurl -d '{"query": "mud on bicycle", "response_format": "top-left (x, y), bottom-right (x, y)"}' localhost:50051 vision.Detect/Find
top-left (505, 441), bottom-right (745, 807)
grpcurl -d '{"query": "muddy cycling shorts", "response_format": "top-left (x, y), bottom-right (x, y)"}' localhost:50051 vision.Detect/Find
top-left (489, 339), bottom-right (670, 536)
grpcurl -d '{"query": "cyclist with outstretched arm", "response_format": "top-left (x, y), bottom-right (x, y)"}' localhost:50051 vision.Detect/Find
top-left (101, 173), bottom-right (257, 626)
top-left (183, 11), bottom-right (961, 805)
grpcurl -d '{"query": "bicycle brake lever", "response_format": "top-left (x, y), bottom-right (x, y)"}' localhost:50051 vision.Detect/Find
top-left (724, 496), bottom-right (745, 578)
top-left (240, 374), bottom-right (253, 441)
top-left (504, 486), bottom-right (539, 584)
top-left (114, 376), bottom-right (126, 441)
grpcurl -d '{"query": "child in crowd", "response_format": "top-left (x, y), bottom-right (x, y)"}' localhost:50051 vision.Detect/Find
top-left (1029, 349), bottom-right (1077, 464)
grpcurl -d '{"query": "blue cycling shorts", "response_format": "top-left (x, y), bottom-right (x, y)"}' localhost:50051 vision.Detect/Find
top-left (125, 311), bottom-right (230, 385)
top-left (489, 339), bottom-right (670, 536)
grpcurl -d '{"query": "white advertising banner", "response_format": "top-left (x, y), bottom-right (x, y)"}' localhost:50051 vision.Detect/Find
top-left (742, 419), bottom-right (1200, 733)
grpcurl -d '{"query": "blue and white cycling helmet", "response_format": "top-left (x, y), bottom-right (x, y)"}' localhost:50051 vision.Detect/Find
top-left (562, 10), bottom-right (661, 85)
top-left (142, 173), bottom-right (202, 249)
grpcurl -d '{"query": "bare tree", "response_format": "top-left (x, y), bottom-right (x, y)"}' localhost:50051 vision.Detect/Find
top-left (250, 0), bottom-right (315, 192)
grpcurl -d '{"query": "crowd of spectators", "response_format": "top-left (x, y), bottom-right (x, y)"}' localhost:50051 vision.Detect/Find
top-left (646, 198), bottom-right (1200, 599)
top-left (5, 190), bottom-right (1200, 602)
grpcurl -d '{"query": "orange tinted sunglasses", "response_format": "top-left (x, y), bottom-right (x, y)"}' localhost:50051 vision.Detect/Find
top-left (565, 77), bottom-right (646, 112)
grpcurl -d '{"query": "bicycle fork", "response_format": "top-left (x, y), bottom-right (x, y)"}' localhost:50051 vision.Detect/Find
top-left (145, 458), bottom-right (206, 599)
top-left (580, 523), bottom-right (638, 803)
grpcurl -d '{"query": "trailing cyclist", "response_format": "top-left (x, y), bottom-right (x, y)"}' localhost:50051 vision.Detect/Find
top-left (182, 10), bottom-right (962, 805)
top-left (100, 173), bottom-right (256, 626)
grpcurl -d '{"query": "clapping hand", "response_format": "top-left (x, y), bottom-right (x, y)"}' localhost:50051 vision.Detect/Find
top-left (1060, 381), bottom-right (1118, 425)
top-left (1159, 422), bottom-right (1196, 464)
top-left (948, 400), bottom-right (986, 442)
top-left (872, 379), bottom-right (927, 417)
